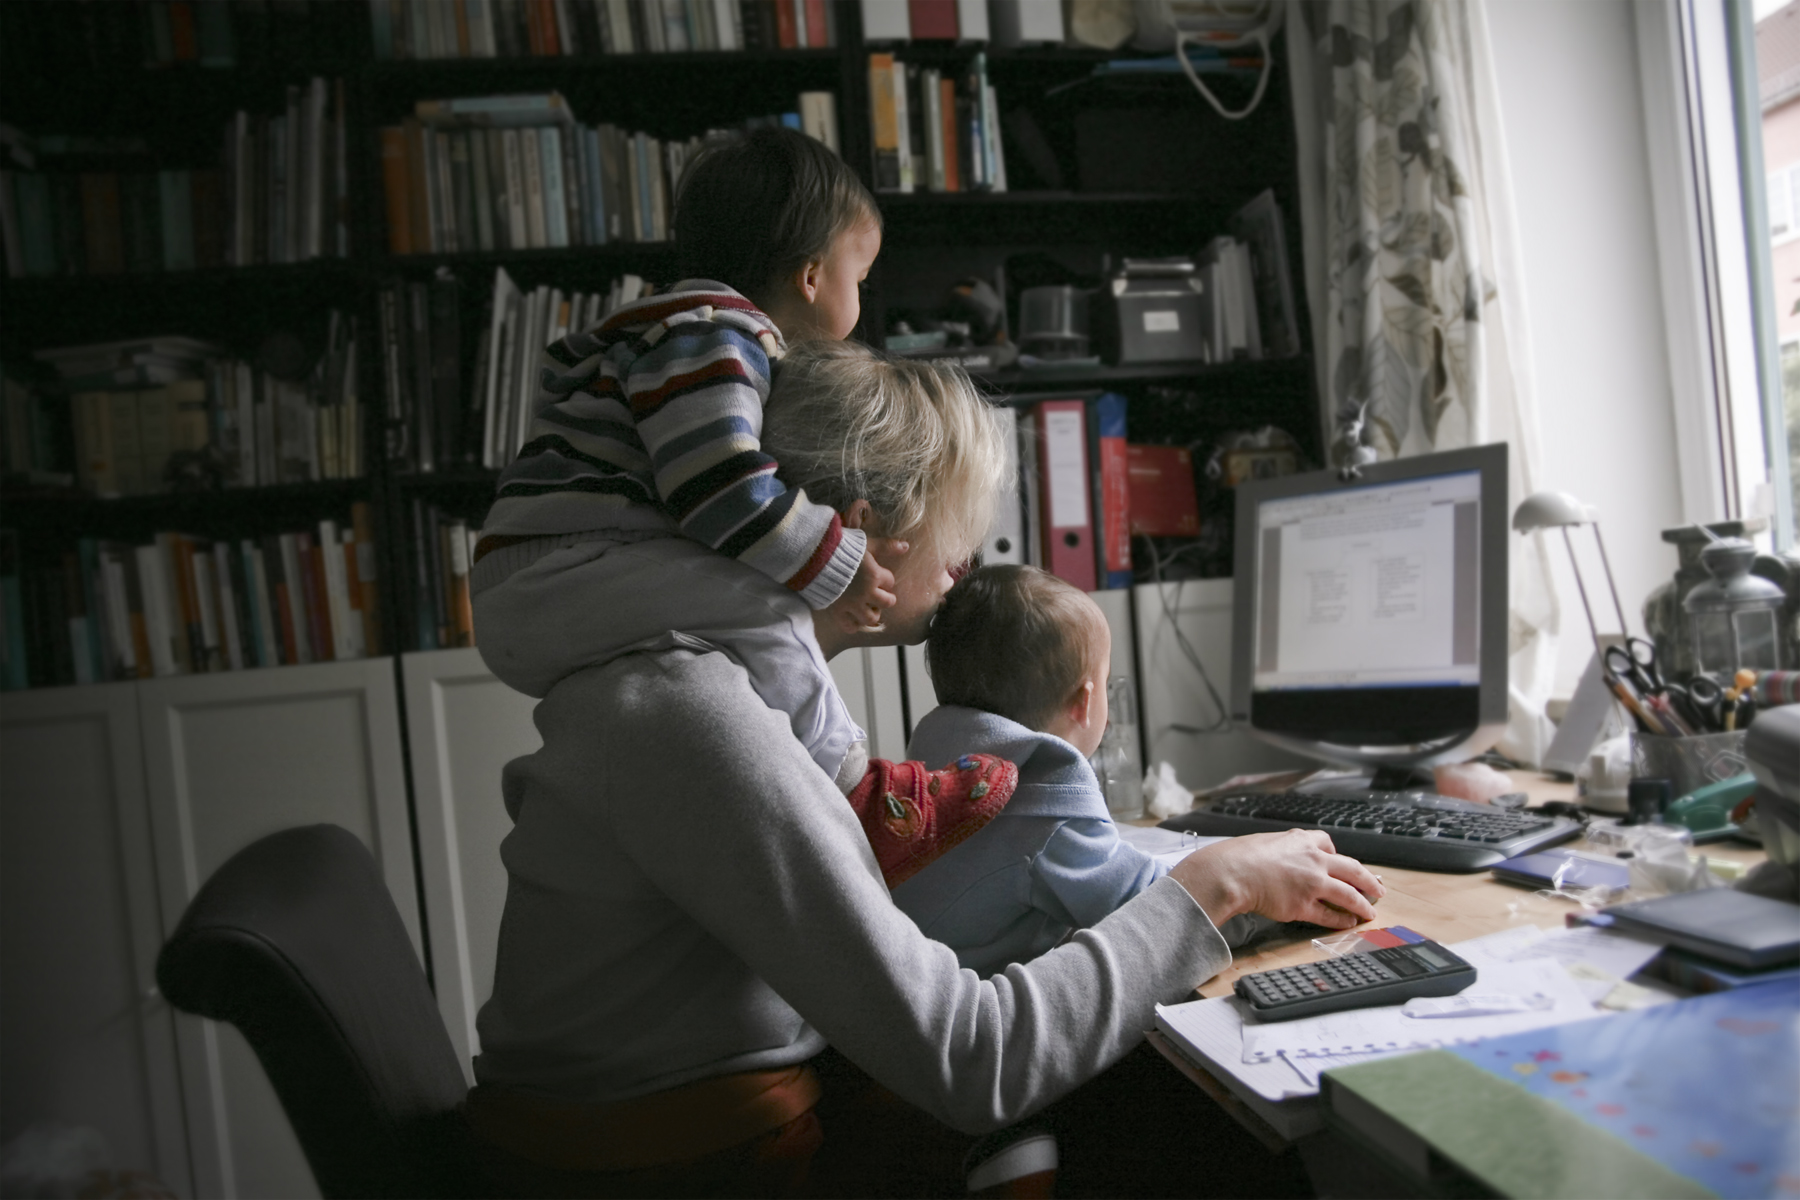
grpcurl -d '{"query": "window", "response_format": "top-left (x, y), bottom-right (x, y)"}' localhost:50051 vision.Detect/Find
top-left (1746, 1), bottom-right (1800, 545)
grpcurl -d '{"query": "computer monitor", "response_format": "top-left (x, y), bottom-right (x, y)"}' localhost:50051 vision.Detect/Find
top-left (1229, 442), bottom-right (1510, 783)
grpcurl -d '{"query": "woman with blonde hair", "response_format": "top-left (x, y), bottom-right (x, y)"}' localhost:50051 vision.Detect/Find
top-left (465, 344), bottom-right (1379, 1195)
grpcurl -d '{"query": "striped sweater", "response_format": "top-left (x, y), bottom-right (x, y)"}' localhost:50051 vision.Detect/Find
top-left (481, 281), bottom-right (863, 609)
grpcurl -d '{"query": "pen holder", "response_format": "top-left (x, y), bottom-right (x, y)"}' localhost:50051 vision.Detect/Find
top-left (1630, 730), bottom-right (1748, 801)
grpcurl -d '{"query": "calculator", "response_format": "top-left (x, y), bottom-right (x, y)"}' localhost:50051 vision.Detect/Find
top-left (1234, 941), bottom-right (1477, 1022)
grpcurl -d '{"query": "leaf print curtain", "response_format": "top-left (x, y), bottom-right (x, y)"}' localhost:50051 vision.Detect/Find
top-left (1286, 0), bottom-right (1561, 764)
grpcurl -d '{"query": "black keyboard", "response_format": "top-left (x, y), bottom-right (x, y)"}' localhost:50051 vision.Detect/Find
top-left (1159, 789), bottom-right (1582, 873)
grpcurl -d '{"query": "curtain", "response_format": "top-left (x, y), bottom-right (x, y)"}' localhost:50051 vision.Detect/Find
top-left (1287, 0), bottom-right (1560, 764)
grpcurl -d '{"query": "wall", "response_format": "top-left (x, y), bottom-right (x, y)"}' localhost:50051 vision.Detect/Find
top-left (1485, 0), bottom-right (1690, 695)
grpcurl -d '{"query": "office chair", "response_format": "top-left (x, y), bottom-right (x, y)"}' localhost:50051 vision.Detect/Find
top-left (155, 824), bottom-right (482, 1199)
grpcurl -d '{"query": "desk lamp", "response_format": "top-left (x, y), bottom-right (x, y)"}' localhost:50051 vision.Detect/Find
top-left (1512, 490), bottom-right (1631, 661)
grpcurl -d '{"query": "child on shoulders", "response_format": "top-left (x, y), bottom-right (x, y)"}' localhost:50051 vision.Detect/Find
top-left (472, 129), bottom-right (1020, 882)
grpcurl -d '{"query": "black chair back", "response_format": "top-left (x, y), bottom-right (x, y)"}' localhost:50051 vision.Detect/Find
top-left (156, 824), bottom-right (479, 1198)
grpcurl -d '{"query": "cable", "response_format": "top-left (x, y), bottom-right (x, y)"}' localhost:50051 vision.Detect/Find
top-left (1140, 535), bottom-right (1234, 735)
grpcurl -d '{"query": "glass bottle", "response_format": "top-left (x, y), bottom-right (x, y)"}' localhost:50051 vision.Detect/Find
top-left (1092, 675), bottom-right (1144, 819)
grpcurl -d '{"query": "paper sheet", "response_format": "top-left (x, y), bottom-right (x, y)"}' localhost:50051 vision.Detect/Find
top-left (1154, 995), bottom-right (1322, 1104)
top-left (1238, 958), bottom-right (1595, 1063)
top-left (1115, 824), bottom-right (1228, 871)
top-left (1451, 923), bottom-right (1666, 1003)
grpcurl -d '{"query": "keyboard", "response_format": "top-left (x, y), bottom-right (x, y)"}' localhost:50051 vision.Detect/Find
top-left (1159, 789), bottom-right (1583, 873)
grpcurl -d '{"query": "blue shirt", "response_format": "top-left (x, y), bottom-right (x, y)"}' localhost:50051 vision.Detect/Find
top-left (894, 706), bottom-right (1168, 977)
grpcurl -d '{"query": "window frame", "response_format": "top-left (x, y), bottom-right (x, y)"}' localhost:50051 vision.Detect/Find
top-left (1636, 0), bottom-right (1794, 550)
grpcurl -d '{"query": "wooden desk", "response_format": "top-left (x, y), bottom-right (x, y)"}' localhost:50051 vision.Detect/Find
top-left (1142, 772), bottom-right (1768, 1158)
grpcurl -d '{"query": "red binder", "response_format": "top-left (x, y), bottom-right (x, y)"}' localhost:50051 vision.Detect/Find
top-left (1034, 398), bottom-right (1097, 591)
top-left (909, 0), bottom-right (959, 40)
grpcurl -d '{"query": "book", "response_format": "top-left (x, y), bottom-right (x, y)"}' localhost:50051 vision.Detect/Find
top-left (868, 53), bottom-right (907, 193)
top-left (1595, 889), bottom-right (1800, 970)
top-left (908, 0), bottom-right (957, 39)
top-left (1643, 944), bottom-right (1800, 994)
top-left (1126, 444), bottom-right (1199, 537)
top-left (415, 92), bottom-right (575, 127)
top-left (1321, 982), bottom-right (1799, 1199)
top-left (990, 0), bottom-right (1063, 45)
top-left (860, 0), bottom-right (909, 40)
top-left (1489, 847), bottom-right (1631, 892)
top-left (1229, 190), bottom-right (1301, 359)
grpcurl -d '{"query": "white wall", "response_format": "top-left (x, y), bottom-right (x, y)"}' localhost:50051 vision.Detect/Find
top-left (1486, 0), bottom-right (1690, 695)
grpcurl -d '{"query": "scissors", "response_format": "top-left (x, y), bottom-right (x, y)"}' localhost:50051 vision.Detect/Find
top-left (1666, 674), bottom-right (1725, 733)
top-left (1603, 637), bottom-right (1666, 698)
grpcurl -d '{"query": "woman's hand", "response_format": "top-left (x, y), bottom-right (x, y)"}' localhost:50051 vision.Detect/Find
top-left (1167, 830), bottom-right (1384, 930)
top-left (821, 540), bottom-right (907, 633)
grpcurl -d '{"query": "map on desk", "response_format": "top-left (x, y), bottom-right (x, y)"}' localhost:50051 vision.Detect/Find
top-left (1445, 981), bottom-right (1800, 1200)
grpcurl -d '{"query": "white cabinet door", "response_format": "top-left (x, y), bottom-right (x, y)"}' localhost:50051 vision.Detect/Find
top-left (0, 684), bottom-right (190, 1196)
top-left (401, 648), bottom-right (541, 1082)
top-left (828, 646), bottom-right (907, 761)
top-left (138, 660), bottom-right (418, 1200)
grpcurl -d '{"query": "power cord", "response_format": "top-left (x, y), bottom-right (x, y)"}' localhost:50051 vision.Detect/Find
top-left (1139, 535), bottom-right (1233, 735)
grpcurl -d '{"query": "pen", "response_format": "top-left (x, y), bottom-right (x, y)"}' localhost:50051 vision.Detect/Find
top-left (1646, 693), bottom-right (1694, 737)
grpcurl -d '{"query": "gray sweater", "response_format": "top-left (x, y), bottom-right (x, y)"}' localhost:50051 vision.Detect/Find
top-left (473, 647), bottom-right (1232, 1134)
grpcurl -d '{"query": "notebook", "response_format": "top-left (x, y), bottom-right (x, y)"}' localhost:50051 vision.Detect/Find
top-left (1320, 980), bottom-right (1799, 1199)
top-left (1490, 847), bottom-right (1630, 892)
top-left (1598, 888), bottom-right (1800, 969)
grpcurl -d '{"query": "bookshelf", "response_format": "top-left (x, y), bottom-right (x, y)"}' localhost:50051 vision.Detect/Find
top-left (0, 0), bottom-right (1315, 678)
top-left (0, 8), bottom-right (1318, 1192)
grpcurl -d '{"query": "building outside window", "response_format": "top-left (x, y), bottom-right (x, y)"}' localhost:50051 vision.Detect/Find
top-left (1752, 1), bottom-right (1800, 539)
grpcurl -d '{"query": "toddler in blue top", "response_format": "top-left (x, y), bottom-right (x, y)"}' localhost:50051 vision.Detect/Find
top-left (896, 564), bottom-right (1271, 975)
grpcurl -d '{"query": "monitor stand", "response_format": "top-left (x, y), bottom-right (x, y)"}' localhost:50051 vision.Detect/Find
top-left (1367, 764), bottom-right (1439, 792)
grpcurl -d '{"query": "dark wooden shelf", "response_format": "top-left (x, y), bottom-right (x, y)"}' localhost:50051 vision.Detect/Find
top-left (372, 243), bottom-right (679, 274)
top-left (1, 478), bottom-right (372, 510)
top-left (873, 190), bottom-right (1227, 247)
top-left (878, 190), bottom-right (1199, 206)
top-left (979, 354), bottom-right (1311, 394)
top-left (1, 260), bottom-right (359, 294)
top-left (390, 467), bottom-right (502, 490)
top-left (365, 48), bottom-right (840, 74)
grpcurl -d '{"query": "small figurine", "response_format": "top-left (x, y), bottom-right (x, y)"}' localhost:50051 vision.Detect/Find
top-left (1333, 401), bottom-right (1380, 480)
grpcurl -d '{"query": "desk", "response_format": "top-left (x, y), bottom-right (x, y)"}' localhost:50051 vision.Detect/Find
top-left (1142, 771), bottom-right (1769, 1176)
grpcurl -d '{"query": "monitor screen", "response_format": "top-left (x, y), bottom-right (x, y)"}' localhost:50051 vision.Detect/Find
top-left (1252, 469), bottom-right (1481, 693)
top-left (1230, 443), bottom-right (1509, 763)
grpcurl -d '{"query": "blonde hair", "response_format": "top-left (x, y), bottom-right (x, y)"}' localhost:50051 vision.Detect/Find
top-left (926, 565), bottom-right (1101, 730)
top-left (763, 341), bottom-right (1011, 562)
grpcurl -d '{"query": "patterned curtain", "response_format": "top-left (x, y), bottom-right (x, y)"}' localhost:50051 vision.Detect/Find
top-left (1287, 0), bottom-right (1560, 763)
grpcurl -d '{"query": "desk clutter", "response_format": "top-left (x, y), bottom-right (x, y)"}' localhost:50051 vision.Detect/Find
top-left (1154, 920), bottom-right (1800, 1195)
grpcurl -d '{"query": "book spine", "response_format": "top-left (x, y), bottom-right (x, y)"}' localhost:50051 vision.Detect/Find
top-left (61, 551), bottom-right (95, 686)
top-left (190, 540), bottom-right (225, 671)
top-left (76, 540), bottom-right (111, 682)
top-left (380, 126), bottom-right (413, 254)
top-left (247, 539), bottom-right (281, 667)
top-left (135, 544), bottom-right (179, 676)
top-left (275, 532), bottom-right (309, 663)
top-left (444, 518), bottom-right (475, 647)
top-left (408, 281), bottom-right (436, 472)
top-left (520, 127), bottom-right (547, 248)
top-left (99, 546), bottom-right (139, 680)
top-left (539, 126), bottom-right (569, 247)
top-left (317, 521), bottom-right (354, 660)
